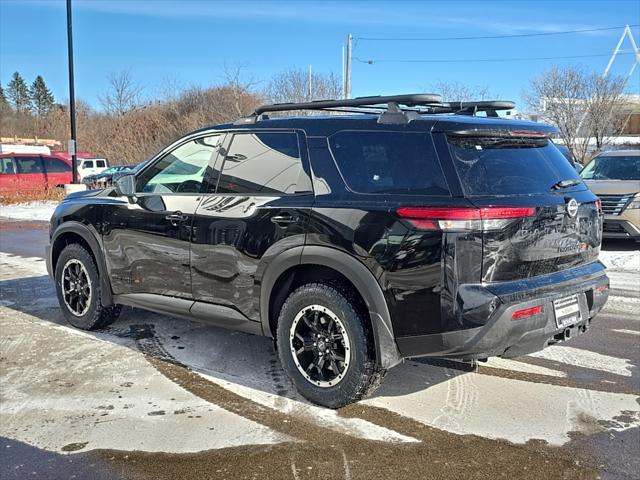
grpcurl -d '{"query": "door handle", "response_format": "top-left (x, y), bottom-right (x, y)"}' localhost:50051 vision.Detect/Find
top-left (271, 214), bottom-right (299, 225)
top-left (165, 212), bottom-right (189, 225)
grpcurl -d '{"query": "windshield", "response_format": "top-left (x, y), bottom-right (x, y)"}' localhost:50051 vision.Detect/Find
top-left (580, 155), bottom-right (640, 181)
top-left (448, 135), bottom-right (582, 195)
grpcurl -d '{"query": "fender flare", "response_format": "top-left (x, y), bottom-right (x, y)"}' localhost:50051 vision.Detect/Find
top-left (260, 245), bottom-right (402, 369)
top-left (50, 221), bottom-right (114, 306)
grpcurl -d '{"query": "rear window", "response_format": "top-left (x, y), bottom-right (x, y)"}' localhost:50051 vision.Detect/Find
top-left (580, 155), bottom-right (639, 181)
top-left (448, 135), bottom-right (581, 195)
top-left (328, 131), bottom-right (450, 195)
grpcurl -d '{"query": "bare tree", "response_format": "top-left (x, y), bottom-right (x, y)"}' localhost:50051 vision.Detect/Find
top-left (222, 63), bottom-right (260, 117)
top-left (99, 70), bottom-right (143, 116)
top-left (585, 74), bottom-right (627, 150)
top-left (524, 66), bottom-right (626, 164)
top-left (264, 68), bottom-right (341, 114)
top-left (428, 80), bottom-right (493, 102)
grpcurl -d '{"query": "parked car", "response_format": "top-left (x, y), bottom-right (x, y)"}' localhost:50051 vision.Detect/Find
top-left (580, 149), bottom-right (640, 241)
top-left (83, 165), bottom-right (132, 189)
top-left (0, 153), bottom-right (71, 194)
top-left (51, 152), bottom-right (109, 181)
top-left (46, 94), bottom-right (609, 408)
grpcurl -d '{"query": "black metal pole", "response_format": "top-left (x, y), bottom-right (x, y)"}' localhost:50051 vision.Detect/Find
top-left (66, 0), bottom-right (78, 184)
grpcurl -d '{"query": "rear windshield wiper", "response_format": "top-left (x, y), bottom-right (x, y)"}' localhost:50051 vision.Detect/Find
top-left (552, 178), bottom-right (581, 189)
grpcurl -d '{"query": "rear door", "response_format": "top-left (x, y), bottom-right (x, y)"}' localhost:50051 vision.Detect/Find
top-left (190, 130), bottom-right (313, 321)
top-left (42, 156), bottom-right (72, 187)
top-left (444, 132), bottom-right (601, 282)
top-left (102, 133), bottom-right (224, 298)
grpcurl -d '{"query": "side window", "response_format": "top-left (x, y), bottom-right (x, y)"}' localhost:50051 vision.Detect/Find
top-left (96, 160), bottom-right (106, 168)
top-left (136, 134), bottom-right (222, 194)
top-left (215, 132), bottom-right (303, 195)
top-left (0, 157), bottom-right (16, 174)
top-left (15, 157), bottom-right (44, 174)
top-left (328, 131), bottom-right (450, 196)
top-left (82, 160), bottom-right (94, 169)
top-left (42, 157), bottom-right (71, 173)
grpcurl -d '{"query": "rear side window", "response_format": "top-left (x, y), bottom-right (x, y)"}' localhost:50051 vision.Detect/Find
top-left (448, 135), bottom-right (581, 195)
top-left (96, 160), bottom-right (106, 168)
top-left (328, 131), bottom-right (450, 195)
top-left (42, 157), bottom-right (71, 173)
top-left (15, 157), bottom-right (44, 174)
top-left (0, 157), bottom-right (16, 174)
top-left (215, 132), bottom-right (304, 195)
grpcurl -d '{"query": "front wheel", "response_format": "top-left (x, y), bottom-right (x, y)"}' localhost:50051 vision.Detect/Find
top-left (276, 282), bottom-right (383, 408)
top-left (54, 243), bottom-right (121, 330)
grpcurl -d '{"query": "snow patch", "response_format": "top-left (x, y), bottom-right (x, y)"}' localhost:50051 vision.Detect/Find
top-left (529, 345), bottom-right (634, 377)
top-left (0, 201), bottom-right (58, 222)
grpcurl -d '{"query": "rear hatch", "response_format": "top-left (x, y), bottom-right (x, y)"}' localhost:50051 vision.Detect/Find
top-left (445, 131), bottom-right (602, 282)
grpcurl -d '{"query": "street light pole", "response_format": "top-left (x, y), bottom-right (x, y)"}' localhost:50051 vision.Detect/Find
top-left (66, 0), bottom-right (78, 184)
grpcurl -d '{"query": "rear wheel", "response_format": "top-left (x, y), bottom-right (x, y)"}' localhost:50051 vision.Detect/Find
top-left (276, 282), bottom-right (383, 408)
top-left (54, 244), bottom-right (121, 330)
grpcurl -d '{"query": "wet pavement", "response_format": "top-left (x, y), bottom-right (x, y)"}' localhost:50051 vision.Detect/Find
top-left (0, 218), bottom-right (638, 480)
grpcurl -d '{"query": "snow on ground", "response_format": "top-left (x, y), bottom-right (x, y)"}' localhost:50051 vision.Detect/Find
top-left (599, 248), bottom-right (640, 271)
top-left (0, 201), bottom-right (58, 222)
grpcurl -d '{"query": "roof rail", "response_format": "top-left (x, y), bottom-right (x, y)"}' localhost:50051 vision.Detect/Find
top-left (235, 94), bottom-right (515, 125)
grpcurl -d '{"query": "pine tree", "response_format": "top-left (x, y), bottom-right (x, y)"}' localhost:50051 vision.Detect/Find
top-left (30, 75), bottom-right (55, 117)
top-left (7, 72), bottom-right (32, 113)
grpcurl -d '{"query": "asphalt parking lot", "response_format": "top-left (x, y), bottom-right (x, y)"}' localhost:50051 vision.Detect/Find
top-left (0, 217), bottom-right (638, 480)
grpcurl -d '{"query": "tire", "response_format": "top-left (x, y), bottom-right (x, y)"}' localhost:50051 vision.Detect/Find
top-left (276, 282), bottom-right (383, 408)
top-left (54, 243), bottom-right (121, 330)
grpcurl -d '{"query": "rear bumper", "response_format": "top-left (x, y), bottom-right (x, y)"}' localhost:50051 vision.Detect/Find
top-left (396, 261), bottom-right (609, 359)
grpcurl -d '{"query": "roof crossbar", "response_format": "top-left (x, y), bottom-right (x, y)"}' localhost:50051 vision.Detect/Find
top-left (235, 94), bottom-right (516, 125)
top-left (252, 93), bottom-right (443, 116)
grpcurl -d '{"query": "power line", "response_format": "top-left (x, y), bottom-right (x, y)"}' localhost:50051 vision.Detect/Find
top-left (355, 24), bottom-right (639, 42)
top-left (354, 51), bottom-right (636, 64)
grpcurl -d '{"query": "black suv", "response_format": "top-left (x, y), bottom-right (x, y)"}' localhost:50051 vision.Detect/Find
top-left (46, 94), bottom-right (609, 408)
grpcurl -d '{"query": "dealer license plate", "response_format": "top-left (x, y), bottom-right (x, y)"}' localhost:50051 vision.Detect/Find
top-left (553, 295), bottom-right (581, 328)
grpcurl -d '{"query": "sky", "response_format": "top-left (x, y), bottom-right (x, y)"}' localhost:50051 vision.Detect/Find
top-left (1, 0), bottom-right (639, 111)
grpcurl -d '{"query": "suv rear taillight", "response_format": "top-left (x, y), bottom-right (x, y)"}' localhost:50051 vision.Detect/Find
top-left (397, 206), bottom-right (535, 231)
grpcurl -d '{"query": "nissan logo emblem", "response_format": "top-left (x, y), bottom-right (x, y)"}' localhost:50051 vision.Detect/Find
top-left (566, 198), bottom-right (579, 217)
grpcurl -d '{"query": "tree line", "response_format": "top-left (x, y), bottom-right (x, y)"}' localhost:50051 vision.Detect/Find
top-left (0, 67), bottom-right (341, 166)
top-left (0, 65), bottom-right (633, 166)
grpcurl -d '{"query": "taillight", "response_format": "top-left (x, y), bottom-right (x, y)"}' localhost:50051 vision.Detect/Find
top-left (396, 206), bottom-right (535, 231)
top-left (512, 305), bottom-right (544, 320)
top-left (594, 198), bottom-right (602, 213)
top-left (595, 284), bottom-right (608, 295)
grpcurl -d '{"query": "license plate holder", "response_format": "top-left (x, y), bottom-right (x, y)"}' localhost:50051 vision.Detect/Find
top-left (553, 294), bottom-right (581, 328)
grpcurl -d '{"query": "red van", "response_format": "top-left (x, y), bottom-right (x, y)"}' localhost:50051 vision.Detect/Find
top-left (0, 153), bottom-right (72, 194)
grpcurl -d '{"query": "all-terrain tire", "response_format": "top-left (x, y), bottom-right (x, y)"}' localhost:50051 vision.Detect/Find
top-left (276, 282), bottom-right (384, 408)
top-left (54, 243), bottom-right (121, 330)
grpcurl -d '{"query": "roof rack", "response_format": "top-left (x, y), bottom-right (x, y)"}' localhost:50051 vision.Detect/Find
top-left (235, 94), bottom-right (515, 125)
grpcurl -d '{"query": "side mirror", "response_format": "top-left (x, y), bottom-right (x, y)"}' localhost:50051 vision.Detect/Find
top-left (114, 174), bottom-right (137, 202)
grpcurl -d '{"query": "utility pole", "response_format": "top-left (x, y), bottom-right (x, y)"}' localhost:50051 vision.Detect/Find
top-left (575, 24), bottom-right (639, 137)
top-left (308, 64), bottom-right (312, 100)
top-left (341, 45), bottom-right (345, 99)
top-left (66, 0), bottom-right (78, 184)
top-left (345, 33), bottom-right (352, 99)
